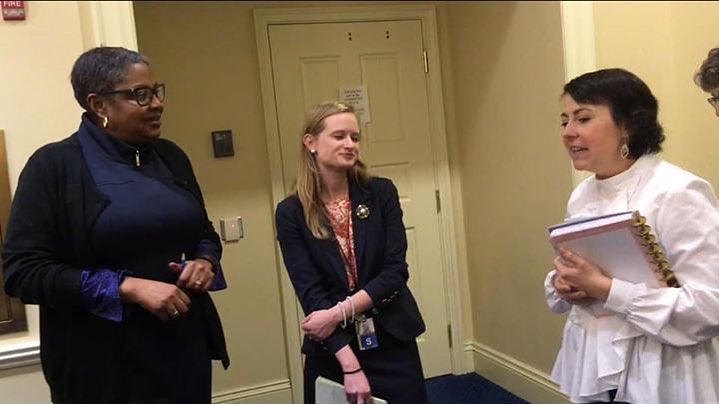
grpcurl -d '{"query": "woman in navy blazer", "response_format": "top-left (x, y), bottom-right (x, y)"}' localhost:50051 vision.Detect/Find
top-left (275, 102), bottom-right (426, 404)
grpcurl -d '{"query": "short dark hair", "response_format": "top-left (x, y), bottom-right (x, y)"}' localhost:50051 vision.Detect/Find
top-left (70, 46), bottom-right (149, 112)
top-left (563, 68), bottom-right (664, 159)
top-left (695, 47), bottom-right (719, 92)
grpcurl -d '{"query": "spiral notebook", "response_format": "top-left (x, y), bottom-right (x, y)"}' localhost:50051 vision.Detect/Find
top-left (315, 376), bottom-right (388, 404)
top-left (548, 210), bottom-right (677, 317)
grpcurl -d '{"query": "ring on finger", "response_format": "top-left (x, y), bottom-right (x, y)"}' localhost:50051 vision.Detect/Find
top-left (169, 309), bottom-right (180, 318)
top-left (194, 279), bottom-right (202, 286)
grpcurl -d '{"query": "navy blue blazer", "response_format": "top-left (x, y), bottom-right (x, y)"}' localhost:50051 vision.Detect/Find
top-left (275, 175), bottom-right (425, 355)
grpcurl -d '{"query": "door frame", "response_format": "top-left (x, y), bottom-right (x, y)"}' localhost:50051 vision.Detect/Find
top-left (78, 1), bottom-right (138, 50)
top-left (559, 1), bottom-right (597, 187)
top-left (254, 5), bottom-right (466, 401)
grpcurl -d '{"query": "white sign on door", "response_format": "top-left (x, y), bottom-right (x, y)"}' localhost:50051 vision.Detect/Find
top-left (339, 85), bottom-right (371, 124)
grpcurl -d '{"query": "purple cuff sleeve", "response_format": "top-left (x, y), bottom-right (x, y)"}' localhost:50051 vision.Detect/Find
top-left (195, 240), bottom-right (227, 291)
top-left (208, 267), bottom-right (227, 291)
top-left (80, 269), bottom-right (128, 322)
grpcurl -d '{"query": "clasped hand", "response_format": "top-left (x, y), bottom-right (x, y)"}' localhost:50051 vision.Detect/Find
top-left (302, 307), bottom-right (341, 341)
top-left (553, 246), bottom-right (612, 304)
top-left (168, 257), bottom-right (215, 292)
top-left (119, 258), bottom-right (216, 321)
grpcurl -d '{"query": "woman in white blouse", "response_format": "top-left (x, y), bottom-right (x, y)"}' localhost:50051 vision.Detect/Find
top-left (545, 68), bottom-right (719, 403)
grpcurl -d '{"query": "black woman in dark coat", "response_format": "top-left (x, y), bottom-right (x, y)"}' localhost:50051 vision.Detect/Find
top-left (2, 46), bottom-right (228, 404)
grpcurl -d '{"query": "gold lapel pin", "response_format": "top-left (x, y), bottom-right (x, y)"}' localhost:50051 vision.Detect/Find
top-left (356, 204), bottom-right (370, 220)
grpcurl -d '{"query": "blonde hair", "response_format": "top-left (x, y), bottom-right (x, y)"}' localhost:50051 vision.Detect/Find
top-left (296, 101), bottom-right (370, 239)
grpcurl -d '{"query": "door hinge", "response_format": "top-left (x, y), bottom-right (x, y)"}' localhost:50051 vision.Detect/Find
top-left (447, 324), bottom-right (453, 349)
top-left (423, 50), bottom-right (429, 74)
top-left (435, 189), bottom-right (441, 213)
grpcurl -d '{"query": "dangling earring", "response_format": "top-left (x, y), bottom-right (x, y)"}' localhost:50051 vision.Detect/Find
top-left (102, 116), bottom-right (109, 128)
top-left (620, 142), bottom-right (629, 159)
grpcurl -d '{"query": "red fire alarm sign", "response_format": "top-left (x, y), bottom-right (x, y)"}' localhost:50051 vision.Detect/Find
top-left (2, 1), bottom-right (26, 21)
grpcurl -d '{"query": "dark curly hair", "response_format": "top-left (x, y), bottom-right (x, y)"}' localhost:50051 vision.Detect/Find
top-left (694, 47), bottom-right (719, 92)
top-left (563, 68), bottom-right (664, 159)
top-left (70, 46), bottom-right (149, 112)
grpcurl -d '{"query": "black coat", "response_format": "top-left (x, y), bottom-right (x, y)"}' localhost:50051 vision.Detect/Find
top-left (2, 127), bottom-right (228, 403)
top-left (275, 175), bottom-right (425, 356)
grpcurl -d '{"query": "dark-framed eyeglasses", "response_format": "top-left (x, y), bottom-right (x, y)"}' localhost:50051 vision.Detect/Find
top-left (99, 83), bottom-right (166, 107)
top-left (707, 95), bottom-right (719, 107)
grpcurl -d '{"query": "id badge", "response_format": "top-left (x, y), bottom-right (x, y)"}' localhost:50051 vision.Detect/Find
top-left (356, 316), bottom-right (379, 351)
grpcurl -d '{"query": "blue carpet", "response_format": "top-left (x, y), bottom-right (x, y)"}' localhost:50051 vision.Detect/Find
top-left (425, 373), bottom-right (530, 404)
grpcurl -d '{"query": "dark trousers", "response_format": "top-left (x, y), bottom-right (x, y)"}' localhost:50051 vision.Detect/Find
top-left (304, 330), bottom-right (426, 404)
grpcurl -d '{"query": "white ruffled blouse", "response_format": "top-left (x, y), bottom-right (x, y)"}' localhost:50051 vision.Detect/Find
top-left (545, 155), bottom-right (719, 403)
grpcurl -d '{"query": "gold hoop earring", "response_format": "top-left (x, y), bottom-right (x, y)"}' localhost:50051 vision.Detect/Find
top-left (102, 116), bottom-right (109, 128)
top-left (620, 143), bottom-right (629, 159)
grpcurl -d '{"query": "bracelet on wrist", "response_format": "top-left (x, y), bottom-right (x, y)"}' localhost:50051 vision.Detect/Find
top-left (345, 295), bottom-right (356, 322)
top-left (336, 301), bottom-right (348, 328)
top-left (343, 367), bottom-right (362, 375)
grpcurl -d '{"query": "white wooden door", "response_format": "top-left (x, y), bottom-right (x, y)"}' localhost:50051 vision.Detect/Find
top-left (269, 19), bottom-right (452, 378)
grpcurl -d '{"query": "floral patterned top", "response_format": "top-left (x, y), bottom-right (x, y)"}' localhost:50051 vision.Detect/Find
top-left (324, 197), bottom-right (358, 290)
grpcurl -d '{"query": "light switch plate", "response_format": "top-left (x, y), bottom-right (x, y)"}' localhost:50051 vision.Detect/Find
top-left (220, 216), bottom-right (243, 242)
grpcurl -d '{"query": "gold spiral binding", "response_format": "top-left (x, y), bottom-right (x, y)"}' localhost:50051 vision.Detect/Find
top-left (635, 225), bottom-right (651, 237)
top-left (641, 234), bottom-right (656, 245)
top-left (632, 213), bottom-right (679, 288)
top-left (652, 251), bottom-right (666, 263)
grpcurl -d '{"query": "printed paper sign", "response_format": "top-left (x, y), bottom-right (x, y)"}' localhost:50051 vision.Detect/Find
top-left (339, 85), bottom-right (371, 124)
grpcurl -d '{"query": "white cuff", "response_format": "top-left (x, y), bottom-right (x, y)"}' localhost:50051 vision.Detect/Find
top-left (604, 278), bottom-right (637, 314)
top-left (544, 270), bottom-right (557, 289)
top-left (544, 270), bottom-right (571, 313)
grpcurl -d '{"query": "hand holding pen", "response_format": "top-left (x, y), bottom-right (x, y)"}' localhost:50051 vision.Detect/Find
top-left (168, 252), bottom-right (215, 292)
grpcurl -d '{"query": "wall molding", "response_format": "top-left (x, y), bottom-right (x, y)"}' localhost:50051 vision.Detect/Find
top-left (559, 1), bottom-right (596, 186)
top-left (213, 378), bottom-right (291, 403)
top-left (559, 1), bottom-right (596, 82)
top-left (78, 1), bottom-right (138, 50)
top-left (465, 341), bottom-right (568, 404)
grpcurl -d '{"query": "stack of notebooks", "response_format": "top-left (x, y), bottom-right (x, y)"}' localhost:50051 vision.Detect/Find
top-left (548, 210), bottom-right (678, 317)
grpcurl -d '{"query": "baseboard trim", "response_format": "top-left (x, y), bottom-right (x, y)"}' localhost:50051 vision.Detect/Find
top-left (465, 341), bottom-right (568, 404)
top-left (213, 379), bottom-right (292, 403)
